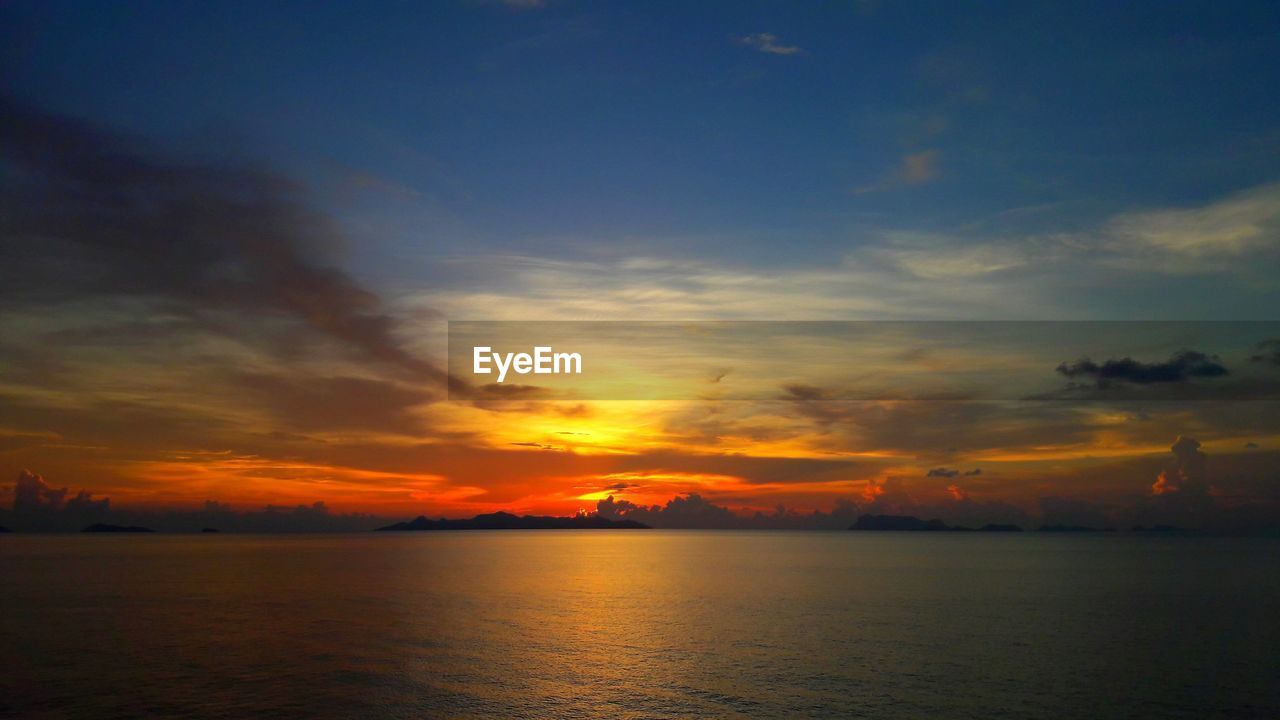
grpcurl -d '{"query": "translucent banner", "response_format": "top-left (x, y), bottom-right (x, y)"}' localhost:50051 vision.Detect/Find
top-left (447, 321), bottom-right (1280, 402)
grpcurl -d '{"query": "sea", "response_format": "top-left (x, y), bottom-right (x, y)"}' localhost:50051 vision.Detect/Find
top-left (3, 531), bottom-right (1278, 719)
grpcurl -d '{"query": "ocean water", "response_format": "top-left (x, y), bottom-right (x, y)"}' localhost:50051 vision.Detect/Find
top-left (2, 532), bottom-right (1278, 719)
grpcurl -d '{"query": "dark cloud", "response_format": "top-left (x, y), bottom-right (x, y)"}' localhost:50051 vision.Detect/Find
top-left (475, 384), bottom-right (549, 399)
top-left (1250, 338), bottom-right (1280, 365)
top-left (6, 469), bottom-right (111, 531)
top-left (13, 469), bottom-right (74, 513)
top-left (230, 372), bottom-right (430, 435)
top-left (859, 476), bottom-right (1031, 529)
top-left (1, 470), bottom-right (390, 533)
top-left (612, 451), bottom-right (873, 486)
top-left (1119, 436), bottom-right (1274, 531)
top-left (783, 384), bottom-right (832, 401)
top-left (587, 494), bottom-right (733, 529)
top-left (595, 483), bottom-right (1033, 530)
top-left (0, 430), bottom-right (60, 453)
top-left (925, 467), bottom-right (981, 478)
top-left (1152, 435), bottom-right (1209, 496)
top-left (1056, 350), bottom-right (1227, 387)
top-left (0, 96), bottom-right (448, 387)
top-left (595, 493), bottom-right (864, 530)
top-left (510, 441), bottom-right (558, 450)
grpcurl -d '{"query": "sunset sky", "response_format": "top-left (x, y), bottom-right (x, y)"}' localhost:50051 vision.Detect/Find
top-left (2, 1), bottom-right (1280, 531)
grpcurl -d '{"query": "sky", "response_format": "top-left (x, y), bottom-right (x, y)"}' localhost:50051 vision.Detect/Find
top-left (2, 1), bottom-right (1280, 531)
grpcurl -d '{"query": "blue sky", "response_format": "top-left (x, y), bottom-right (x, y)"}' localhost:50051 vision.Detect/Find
top-left (4, 1), bottom-right (1280, 524)
top-left (5, 0), bottom-right (1280, 316)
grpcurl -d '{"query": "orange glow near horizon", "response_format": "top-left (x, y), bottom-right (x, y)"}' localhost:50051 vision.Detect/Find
top-left (6, 388), bottom-right (1280, 519)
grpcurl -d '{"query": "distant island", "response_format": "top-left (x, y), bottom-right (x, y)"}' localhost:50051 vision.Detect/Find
top-left (849, 514), bottom-right (1023, 532)
top-left (377, 511), bottom-right (649, 531)
top-left (82, 523), bottom-right (155, 533)
top-left (1039, 524), bottom-right (1115, 532)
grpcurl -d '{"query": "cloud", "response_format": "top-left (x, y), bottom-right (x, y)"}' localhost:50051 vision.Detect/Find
top-left (13, 469), bottom-right (71, 513)
top-left (6, 469), bottom-right (111, 530)
top-left (854, 150), bottom-right (940, 194)
top-left (1106, 182), bottom-right (1280, 264)
top-left (412, 181), bottom-right (1280, 325)
top-left (597, 493), bottom-right (740, 528)
top-left (928, 468), bottom-right (980, 478)
top-left (596, 493), bottom-right (864, 530)
top-left (229, 372), bottom-right (431, 435)
top-left (881, 235), bottom-right (1027, 279)
top-left (901, 150), bottom-right (940, 184)
top-left (2, 470), bottom-right (393, 532)
top-left (1250, 338), bottom-right (1280, 365)
top-left (783, 384), bottom-right (834, 401)
top-left (737, 33), bottom-right (802, 56)
top-left (1152, 435), bottom-right (1209, 496)
top-left (1056, 350), bottom-right (1228, 387)
top-left (0, 96), bottom-right (446, 386)
top-left (855, 476), bottom-right (1031, 529)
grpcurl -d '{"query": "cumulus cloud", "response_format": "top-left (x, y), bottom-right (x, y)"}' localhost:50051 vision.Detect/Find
top-left (13, 469), bottom-right (72, 513)
top-left (6, 469), bottom-right (111, 530)
top-left (596, 493), bottom-right (865, 530)
top-left (857, 476), bottom-right (1031, 529)
top-left (2, 470), bottom-right (389, 533)
top-left (1152, 436), bottom-right (1209, 496)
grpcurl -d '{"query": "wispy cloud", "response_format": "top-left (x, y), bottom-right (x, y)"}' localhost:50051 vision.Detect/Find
top-left (1104, 182), bottom-right (1280, 269)
top-left (738, 33), bottom-right (802, 56)
top-left (854, 150), bottom-right (941, 194)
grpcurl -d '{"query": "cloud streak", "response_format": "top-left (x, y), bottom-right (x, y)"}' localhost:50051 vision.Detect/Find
top-left (738, 33), bottom-right (802, 56)
top-left (0, 96), bottom-right (446, 386)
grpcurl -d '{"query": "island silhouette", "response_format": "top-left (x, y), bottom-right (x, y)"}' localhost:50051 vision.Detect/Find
top-left (850, 514), bottom-right (1024, 532)
top-left (82, 523), bottom-right (155, 533)
top-left (377, 511), bottom-right (649, 531)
